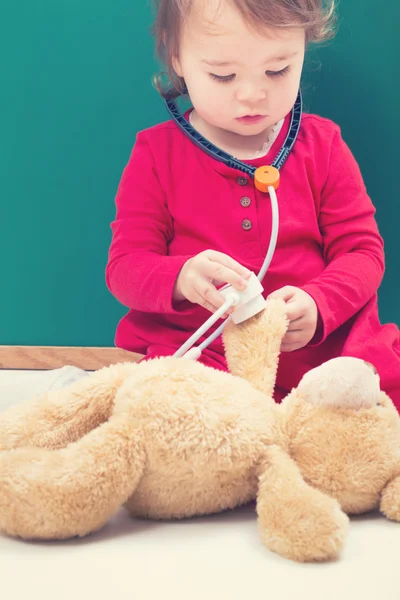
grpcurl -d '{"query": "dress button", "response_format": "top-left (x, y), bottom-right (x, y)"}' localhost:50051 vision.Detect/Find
top-left (242, 219), bottom-right (252, 231)
top-left (240, 196), bottom-right (251, 208)
top-left (237, 176), bottom-right (248, 186)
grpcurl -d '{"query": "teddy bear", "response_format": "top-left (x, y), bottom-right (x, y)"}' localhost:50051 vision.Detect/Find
top-left (0, 298), bottom-right (399, 562)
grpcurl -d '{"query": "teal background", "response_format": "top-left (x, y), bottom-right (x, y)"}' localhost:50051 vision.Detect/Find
top-left (0, 1), bottom-right (398, 346)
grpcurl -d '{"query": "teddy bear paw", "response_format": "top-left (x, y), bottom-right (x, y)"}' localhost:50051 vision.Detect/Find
top-left (259, 493), bottom-right (349, 562)
top-left (380, 475), bottom-right (400, 522)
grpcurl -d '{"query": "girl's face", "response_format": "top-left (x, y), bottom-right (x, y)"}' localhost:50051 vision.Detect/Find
top-left (173, 1), bottom-right (306, 137)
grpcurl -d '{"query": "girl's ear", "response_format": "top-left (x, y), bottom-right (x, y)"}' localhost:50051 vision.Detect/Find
top-left (172, 54), bottom-right (183, 77)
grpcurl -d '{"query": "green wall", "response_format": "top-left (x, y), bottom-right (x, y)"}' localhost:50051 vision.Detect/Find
top-left (0, 1), bottom-right (398, 347)
top-left (303, 2), bottom-right (398, 324)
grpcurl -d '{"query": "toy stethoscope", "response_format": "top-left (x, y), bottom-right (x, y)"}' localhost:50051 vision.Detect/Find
top-left (164, 91), bottom-right (303, 360)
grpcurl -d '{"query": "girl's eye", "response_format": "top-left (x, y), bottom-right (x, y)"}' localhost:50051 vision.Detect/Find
top-left (209, 73), bottom-right (236, 83)
top-left (265, 66), bottom-right (290, 78)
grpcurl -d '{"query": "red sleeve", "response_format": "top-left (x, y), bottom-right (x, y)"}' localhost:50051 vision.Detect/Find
top-left (106, 131), bottom-right (193, 314)
top-left (301, 128), bottom-right (385, 344)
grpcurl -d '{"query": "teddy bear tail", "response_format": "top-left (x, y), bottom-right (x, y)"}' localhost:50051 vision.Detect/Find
top-left (0, 408), bottom-right (146, 540)
top-left (223, 298), bottom-right (288, 397)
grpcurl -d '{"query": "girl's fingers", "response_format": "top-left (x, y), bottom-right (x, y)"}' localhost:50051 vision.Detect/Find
top-left (206, 251), bottom-right (252, 281)
top-left (193, 280), bottom-right (225, 314)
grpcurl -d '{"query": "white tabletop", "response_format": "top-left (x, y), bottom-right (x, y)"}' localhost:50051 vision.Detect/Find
top-left (0, 505), bottom-right (399, 600)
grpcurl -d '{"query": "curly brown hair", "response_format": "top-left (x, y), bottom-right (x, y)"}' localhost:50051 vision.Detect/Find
top-left (152, 0), bottom-right (337, 98)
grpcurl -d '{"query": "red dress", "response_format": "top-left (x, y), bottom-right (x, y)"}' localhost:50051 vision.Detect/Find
top-left (106, 111), bottom-right (400, 409)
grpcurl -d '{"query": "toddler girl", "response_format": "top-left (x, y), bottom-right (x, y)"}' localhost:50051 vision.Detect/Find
top-left (106, 0), bottom-right (400, 408)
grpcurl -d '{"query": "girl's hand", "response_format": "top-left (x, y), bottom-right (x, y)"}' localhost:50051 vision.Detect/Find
top-left (268, 286), bottom-right (318, 352)
top-left (173, 250), bottom-right (252, 314)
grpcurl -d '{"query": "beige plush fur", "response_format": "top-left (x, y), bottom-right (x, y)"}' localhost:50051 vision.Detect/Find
top-left (0, 299), bottom-right (399, 563)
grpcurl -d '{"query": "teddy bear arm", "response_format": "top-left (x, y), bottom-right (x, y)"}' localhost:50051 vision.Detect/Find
top-left (256, 444), bottom-right (349, 562)
top-left (0, 363), bottom-right (135, 451)
top-left (0, 408), bottom-right (146, 540)
top-left (223, 298), bottom-right (288, 396)
top-left (380, 472), bottom-right (400, 522)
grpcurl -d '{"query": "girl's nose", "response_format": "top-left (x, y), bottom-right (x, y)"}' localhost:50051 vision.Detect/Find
top-left (236, 83), bottom-right (267, 104)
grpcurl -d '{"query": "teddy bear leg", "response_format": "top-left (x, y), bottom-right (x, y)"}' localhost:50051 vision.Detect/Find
top-left (256, 445), bottom-right (349, 562)
top-left (0, 362), bottom-right (137, 451)
top-left (223, 298), bottom-right (288, 396)
top-left (380, 474), bottom-right (400, 521)
top-left (0, 406), bottom-right (146, 540)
